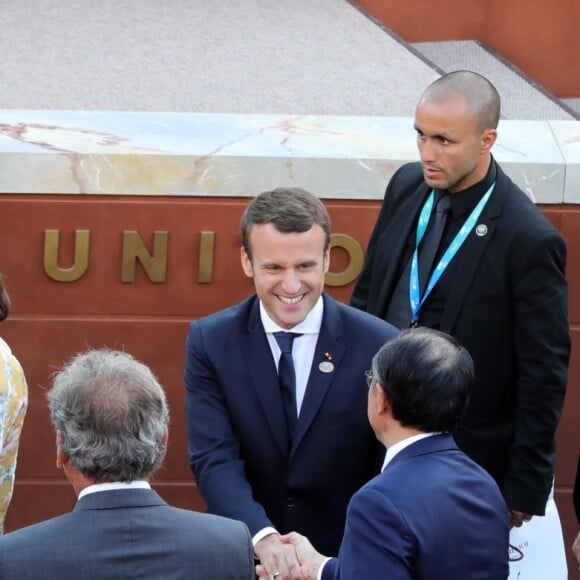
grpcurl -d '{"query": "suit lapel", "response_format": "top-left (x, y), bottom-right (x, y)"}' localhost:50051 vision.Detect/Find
top-left (291, 295), bottom-right (345, 457)
top-left (374, 183), bottom-right (430, 315)
top-left (439, 175), bottom-right (506, 334)
top-left (239, 299), bottom-right (290, 456)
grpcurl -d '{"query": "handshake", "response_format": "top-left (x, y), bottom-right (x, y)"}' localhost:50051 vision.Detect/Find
top-left (255, 532), bottom-right (328, 580)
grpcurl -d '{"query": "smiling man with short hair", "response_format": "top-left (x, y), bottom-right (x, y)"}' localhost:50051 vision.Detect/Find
top-left (185, 187), bottom-right (398, 580)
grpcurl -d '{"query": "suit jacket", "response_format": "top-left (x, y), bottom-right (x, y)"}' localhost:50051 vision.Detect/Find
top-left (185, 293), bottom-right (398, 555)
top-left (323, 434), bottom-right (510, 580)
top-left (0, 488), bottom-right (254, 580)
top-left (351, 161), bottom-right (570, 514)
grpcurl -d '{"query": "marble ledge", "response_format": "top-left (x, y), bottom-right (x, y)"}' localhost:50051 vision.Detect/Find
top-left (0, 111), bottom-right (578, 204)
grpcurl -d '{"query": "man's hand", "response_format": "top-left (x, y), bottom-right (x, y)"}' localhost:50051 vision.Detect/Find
top-left (281, 532), bottom-right (328, 580)
top-left (254, 533), bottom-right (304, 580)
top-left (509, 509), bottom-right (532, 528)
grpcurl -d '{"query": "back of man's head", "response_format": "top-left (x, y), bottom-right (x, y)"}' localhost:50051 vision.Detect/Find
top-left (240, 187), bottom-right (331, 260)
top-left (372, 327), bottom-right (473, 432)
top-left (48, 349), bottom-right (169, 482)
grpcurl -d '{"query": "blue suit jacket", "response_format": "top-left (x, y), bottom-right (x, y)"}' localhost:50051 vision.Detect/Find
top-left (323, 434), bottom-right (510, 579)
top-left (0, 488), bottom-right (254, 579)
top-left (185, 293), bottom-right (398, 555)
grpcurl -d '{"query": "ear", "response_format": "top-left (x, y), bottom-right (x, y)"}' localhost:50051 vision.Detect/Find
top-left (322, 247), bottom-right (331, 274)
top-left (56, 448), bottom-right (68, 469)
top-left (158, 427), bottom-right (170, 463)
top-left (480, 128), bottom-right (497, 154)
top-left (55, 431), bottom-right (68, 469)
top-left (374, 384), bottom-right (390, 416)
top-left (240, 247), bottom-right (254, 278)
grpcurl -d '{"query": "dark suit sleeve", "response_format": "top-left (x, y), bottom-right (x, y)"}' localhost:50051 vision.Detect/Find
top-left (184, 321), bottom-right (273, 536)
top-left (330, 487), bottom-right (412, 580)
top-left (504, 228), bottom-right (570, 514)
top-left (351, 163), bottom-right (424, 314)
top-left (350, 182), bottom-right (393, 312)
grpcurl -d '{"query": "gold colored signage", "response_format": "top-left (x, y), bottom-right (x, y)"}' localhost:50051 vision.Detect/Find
top-left (44, 229), bottom-right (90, 282)
top-left (43, 229), bottom-right (364, 287)
top-left (198, 231), bottom-right (215, 284)
top-left (325, 234), bottom-right (364, 287)
top-left (121, 231), bottom-right (168, 283)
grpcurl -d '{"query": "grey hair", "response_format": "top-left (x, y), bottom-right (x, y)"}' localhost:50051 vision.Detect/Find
top-left (48, 349), bottom-right (169, 482)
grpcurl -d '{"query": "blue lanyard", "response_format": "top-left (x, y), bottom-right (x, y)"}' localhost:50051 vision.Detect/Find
top-left (409, 183), bottom-right (496, 325)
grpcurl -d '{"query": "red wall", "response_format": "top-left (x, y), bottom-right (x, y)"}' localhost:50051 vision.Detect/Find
top-left (356, 0), bottom-right (580, 97)
top-left (0, 194), bottom-right (375, 526)
top-left (1, 194), bottom-right (577, 572)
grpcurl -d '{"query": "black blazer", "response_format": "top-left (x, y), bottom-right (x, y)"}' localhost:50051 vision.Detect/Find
top-left (352, 162), bottom-right (570, 515)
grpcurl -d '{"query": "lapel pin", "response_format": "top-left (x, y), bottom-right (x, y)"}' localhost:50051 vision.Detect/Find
top-left (319, 352), bottom-right (334, 373)
top-left (319, 361), bottom-right (334, 373)
top-left (475, 224), bottom-right (488, 237)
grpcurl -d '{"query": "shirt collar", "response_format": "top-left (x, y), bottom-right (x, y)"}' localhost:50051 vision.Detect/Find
top-left (259, 295), bottom-right (324, 334)
top-left (438, 157), bottom-right (497, 219)
top-left (381, 432), bottom-right (441, 471)
top-left (78, 480), bottom-right (151, 500)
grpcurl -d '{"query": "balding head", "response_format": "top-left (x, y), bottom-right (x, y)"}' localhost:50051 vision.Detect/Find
top-left (48, 349), bottom-right (169, 483)
top-left (420, 71), bottom-right (501, 134)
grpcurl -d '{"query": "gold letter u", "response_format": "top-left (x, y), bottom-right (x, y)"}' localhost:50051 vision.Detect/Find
top-left (44, 229), bottom-right (90, 282)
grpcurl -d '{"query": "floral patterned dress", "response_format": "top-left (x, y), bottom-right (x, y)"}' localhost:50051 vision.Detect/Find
top-left (0, 338), bottom-right (27, 534)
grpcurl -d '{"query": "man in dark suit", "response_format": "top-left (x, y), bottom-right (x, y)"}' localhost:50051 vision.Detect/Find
top-left (351, 71), bottom-right (570, 529)
top-left (184, 188), bottom-right (398, 579)
top-left (0, 349), bottom-right (254, 580)
top-left (267, 328), bottom-right (510, 579)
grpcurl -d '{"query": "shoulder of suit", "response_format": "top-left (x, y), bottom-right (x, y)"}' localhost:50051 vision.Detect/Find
top-left (493, 165), bottom-right (565, 238)
top-left (0, 510), bottom-right (73, 546)
top-left (166, 507), bottom-right (251, 541)
top-left (332, 296), bottom-right (399, 337)
top-left (381, 162), bottom-right (427, 208)
top-left (191, 295), bottom-right (257, 331)
top-left (389, 162), bottom-right (425, 189)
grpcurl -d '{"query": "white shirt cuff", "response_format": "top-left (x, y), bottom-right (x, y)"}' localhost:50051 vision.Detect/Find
top-left (317, 557), bottom-right (332, 580)
top-left (252, 527), bottom-right (280, 549)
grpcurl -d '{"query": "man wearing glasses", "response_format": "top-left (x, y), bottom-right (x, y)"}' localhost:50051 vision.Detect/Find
top-left (268, 328), bottom-right (509, 579)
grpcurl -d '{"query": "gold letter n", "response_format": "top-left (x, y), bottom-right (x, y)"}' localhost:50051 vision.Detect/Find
top-left (122, 231), bottom-right (168, 283)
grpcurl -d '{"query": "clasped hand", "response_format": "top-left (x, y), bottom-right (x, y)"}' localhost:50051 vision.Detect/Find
top-left (255, 532), bottom-right (327, 580)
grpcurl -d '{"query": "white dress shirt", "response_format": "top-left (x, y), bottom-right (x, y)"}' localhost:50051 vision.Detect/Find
top-left (253, 297), bottom-right (323, 548)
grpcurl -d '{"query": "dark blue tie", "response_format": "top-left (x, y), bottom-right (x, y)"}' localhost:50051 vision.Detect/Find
top-left (274, 332), bottom-right (300, 444)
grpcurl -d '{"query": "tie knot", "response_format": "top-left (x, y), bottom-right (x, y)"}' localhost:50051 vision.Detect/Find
top-left (436, 195), bottom-right (452, 214)
top-left (274, 332), bottom-right (300, 353)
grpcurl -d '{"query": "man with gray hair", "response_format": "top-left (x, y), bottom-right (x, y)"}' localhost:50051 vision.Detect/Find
top-left (0, 349), bottom-right (254, 580)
